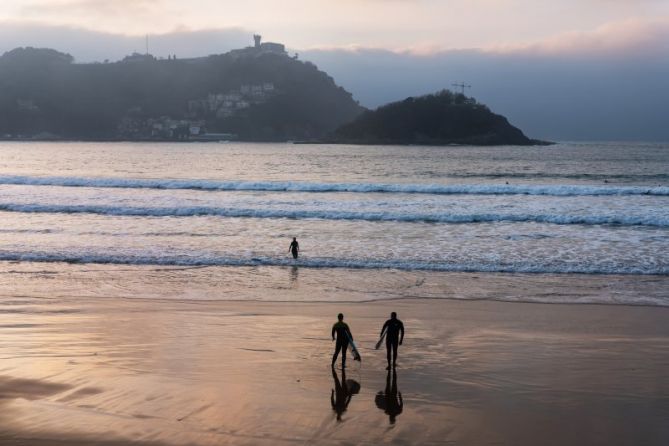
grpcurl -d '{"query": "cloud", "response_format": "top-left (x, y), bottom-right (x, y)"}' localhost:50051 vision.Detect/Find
top-left (21, 0), bottom-right (163, 17)
top-left (0, 22), bottom-right (252, 62)
top-left (302, 16), bottom-right (669, 58)
top-left (489, 17), bottom-right (669, 57)
top-left (17, 0), bottom-right (178, 34)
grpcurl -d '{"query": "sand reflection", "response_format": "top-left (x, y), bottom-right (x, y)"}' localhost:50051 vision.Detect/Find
top-left (330, 367), bottom-right (360, 421)
top-left (375, 368), bottom-right (403, 424)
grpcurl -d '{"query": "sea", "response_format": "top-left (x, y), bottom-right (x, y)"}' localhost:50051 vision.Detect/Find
top-left (1, 141), bottom-right (668, 306)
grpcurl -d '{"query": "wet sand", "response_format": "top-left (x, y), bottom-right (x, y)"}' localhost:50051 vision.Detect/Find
top-left (0, 292), bottom-right (668, 446)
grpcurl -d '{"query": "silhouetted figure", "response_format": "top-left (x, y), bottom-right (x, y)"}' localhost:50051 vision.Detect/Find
top-left (330, 367), bottom-right (360, 421)
top-left (380, 312), bottom-right (404, 369)
top-left (289, 237), bottom-right (299, 259)
top-left (375, 369), bottom-right (403, 424)
top-left (332, 313), bottom-right (353, 369)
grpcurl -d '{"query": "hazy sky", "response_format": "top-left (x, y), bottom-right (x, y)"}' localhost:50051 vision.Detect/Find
top-left (2, 0), bottom-right (668, 51)
top-left (2, 1), bottom-right (668, 140)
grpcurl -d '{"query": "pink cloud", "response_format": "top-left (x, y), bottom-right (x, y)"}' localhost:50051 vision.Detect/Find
top-left (488, 17), bottom-right (669, 56)
top-left (303, 17), bottom-right (669, 59)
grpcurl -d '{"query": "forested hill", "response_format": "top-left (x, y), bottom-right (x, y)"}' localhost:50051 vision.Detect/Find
top-left (332, 90), bottom-right (542, 145)
top-left (0, 47), bottom-right (364, 141)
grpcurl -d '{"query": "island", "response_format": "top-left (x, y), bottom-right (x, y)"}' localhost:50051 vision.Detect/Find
top-left (331, 90), bottom-right (548, 146)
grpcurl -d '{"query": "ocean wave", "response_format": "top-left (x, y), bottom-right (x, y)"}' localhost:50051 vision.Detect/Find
top-left (0, 228), bottom-right (56, 234)
top-left (1, 175), bottom-right (668, 196)
top-left (0, 251), bottom-right (667, 276)
top-left (0, 202), bottom-right (667, 227)
top-left (443, 172), bottom-right (669, 181)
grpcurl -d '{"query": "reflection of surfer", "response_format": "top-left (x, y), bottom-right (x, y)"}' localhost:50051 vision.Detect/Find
top-left (332, 313), bottom-right (353, 369)
top-left (375, 369), bottom-right (403, 424)
top-left (330, 367), bottom-right (360, 421)
top-left (288, 237), bottom-right (299, 259)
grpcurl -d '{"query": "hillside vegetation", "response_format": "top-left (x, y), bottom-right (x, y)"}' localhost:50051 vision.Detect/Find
top-left (333, 90), bottom-right (539, 145)
top-left (0, 47), bottom-right (363, 140)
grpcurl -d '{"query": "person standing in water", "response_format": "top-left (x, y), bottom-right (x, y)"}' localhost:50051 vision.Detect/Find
top-left (380, 312), bottom-right (404, 370)
top-left (288, 237), bottom-right (299, 259)
top-left (332, 313), bottom-right (354, 369)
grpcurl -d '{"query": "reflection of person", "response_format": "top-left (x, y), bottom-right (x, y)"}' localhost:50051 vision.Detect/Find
top-left (375, 369), bottom-right (403, 424)
top-left (380, 312), bottom-right (404, 370)
top-left (288, 237), bottom-right (299, 259)
top-left (332, 313), bottom-right (353, 369)
top-left (289, 265), bottom-right (299, 285)
top-left (331, 367), bottom-right (353, 421)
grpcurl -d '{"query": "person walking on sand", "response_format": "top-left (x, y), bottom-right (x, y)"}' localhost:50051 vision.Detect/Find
top-left (288, 237), bottom-right (299, 259)
top-left (332, 313), bottom-right (353, 369)
top-left (379, 312), bottom-right (404, 370)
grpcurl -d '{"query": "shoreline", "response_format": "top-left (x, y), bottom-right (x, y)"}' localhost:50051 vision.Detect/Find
top-left (2, 261), bottom-right (667, 307)
top-left (0, 137), bottom-right (554, 146)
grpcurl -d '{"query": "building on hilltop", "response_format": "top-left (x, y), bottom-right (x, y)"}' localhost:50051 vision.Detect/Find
top-left (260, 41), bottom-right (286, 54)
top-left (230, 35), bottom-right (287, 58)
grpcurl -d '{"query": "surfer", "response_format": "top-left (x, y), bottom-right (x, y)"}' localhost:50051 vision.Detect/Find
top-left (288, 237), bottom-right (299, 259)
top-left (379, 312), bottom-right (404, 370)
top-left (332, 313), bottom-right (354, 369)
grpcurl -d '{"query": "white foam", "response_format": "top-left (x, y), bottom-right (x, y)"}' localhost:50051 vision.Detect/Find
top-left (1, 175), bottom-right (668, 196)
top-left (0, 250), bottom-right (667, 276)
top-left (0, 202), bottom-right (667, 227)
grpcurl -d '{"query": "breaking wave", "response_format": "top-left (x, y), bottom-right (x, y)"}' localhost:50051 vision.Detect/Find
top-left (1, 202), bottom-right (667, 227)
top-left (0, 251), bottom-right (666, 276)
top-left (1, 175), bottom-right (668, 196)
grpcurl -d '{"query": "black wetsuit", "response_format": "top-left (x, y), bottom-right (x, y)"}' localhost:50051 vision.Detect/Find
top-left (289, 240), bottom-right (299, 259)
top-left (381, 318), bottom-right (404, 366)
top-left (332, 321), bottom-right (352, 367)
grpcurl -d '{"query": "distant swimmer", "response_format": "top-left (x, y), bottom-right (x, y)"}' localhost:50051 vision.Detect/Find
top-left (379, 312), bottom-right (404, 370)
top-left (289, 237), bottom-right (299, 259)
top-left (332, 313), bottom-right (354, 369)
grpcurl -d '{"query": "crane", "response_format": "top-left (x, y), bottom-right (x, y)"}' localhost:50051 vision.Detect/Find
top-left (451, 82), bottom-right (471, 95)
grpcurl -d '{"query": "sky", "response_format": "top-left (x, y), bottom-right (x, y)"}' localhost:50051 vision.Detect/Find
top-left (2, 0), bottom-right (669, 140)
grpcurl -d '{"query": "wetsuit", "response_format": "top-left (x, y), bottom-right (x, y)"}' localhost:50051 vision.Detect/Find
top-left (289, 240), bottom-right (299, 259)
top-left (332, 321), bottom-right (352, 367)
top-left (381, 318), bottom-right (404, 366)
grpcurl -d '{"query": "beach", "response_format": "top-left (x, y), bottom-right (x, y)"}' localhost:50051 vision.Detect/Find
top-left (1, 267), bottom-right (668, 445)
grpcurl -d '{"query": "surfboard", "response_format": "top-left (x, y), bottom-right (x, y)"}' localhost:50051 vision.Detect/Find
top-left (346, 332), bottom-right (361, 362)
top-left (375, 331), bottom-right (387, 350)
